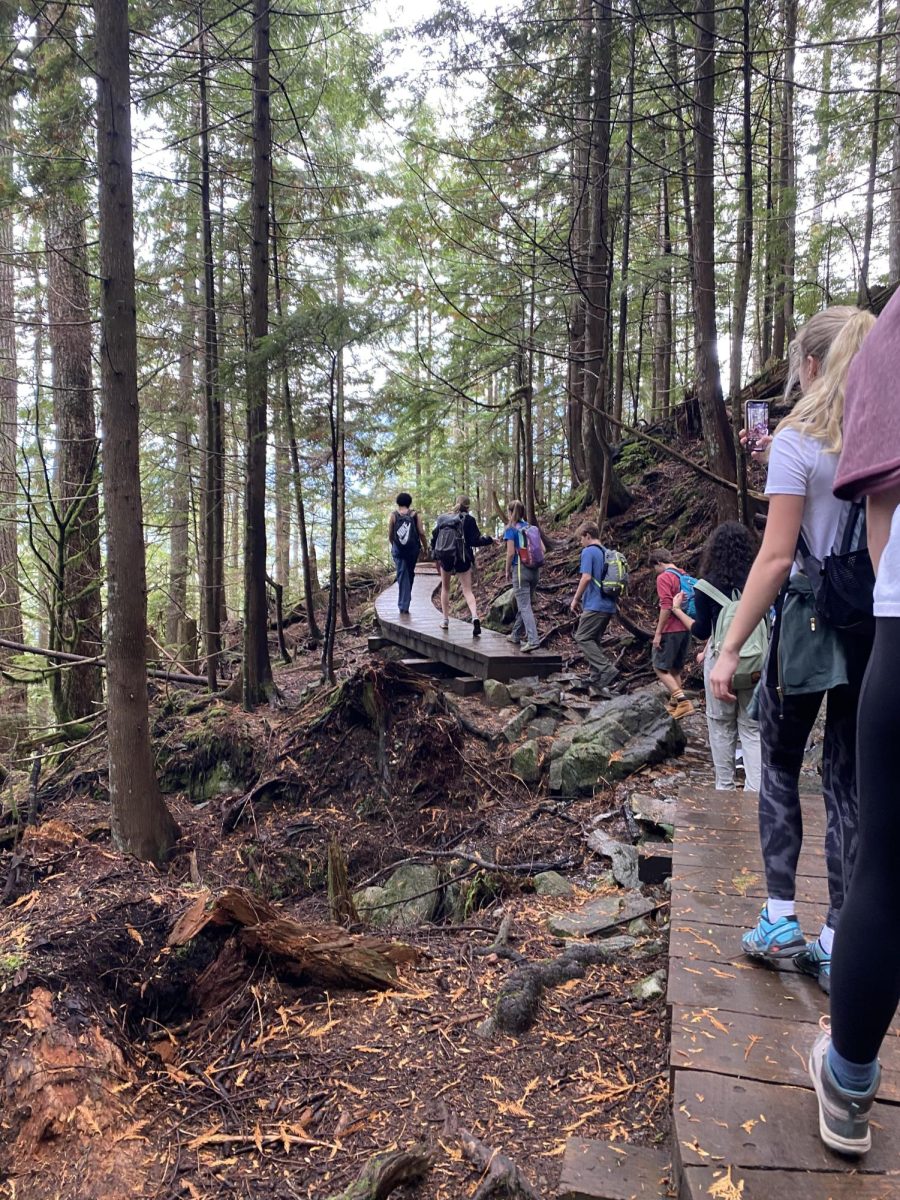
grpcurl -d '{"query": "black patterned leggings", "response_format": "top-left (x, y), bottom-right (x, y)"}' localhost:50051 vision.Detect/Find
top-left (831, 618), bottom-right (900, 1065)
top-left (756, 637), bottom-right (870, 930)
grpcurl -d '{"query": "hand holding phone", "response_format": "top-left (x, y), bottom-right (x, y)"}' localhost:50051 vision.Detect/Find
top-left (745, 400), bottom-right (770, 454)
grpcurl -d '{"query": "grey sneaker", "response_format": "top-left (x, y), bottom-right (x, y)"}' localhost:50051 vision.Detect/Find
top-left (520, 642), bottom-right (540, 653)
top-left (809, 1031), bottom-right (880, 1156)
top-left (794, 939), bottom-right (831, 993)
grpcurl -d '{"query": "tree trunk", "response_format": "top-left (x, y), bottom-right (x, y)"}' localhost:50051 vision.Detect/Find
top-left (566, 0), bottom-right (592, 488)
top-left (199, 13), bottom-right (224, 689)
top-left (729, 0), bottom-right (754, 527)
top-left (859, 0), bottom-right (884, 305)
top-left (242, 0), bottom-right (274, 709)
top-left (693, 0), bottom-right (736, 520)
top-left (652, 169), bottom-right (672, 422)
top-left (809, 9), bottom-right (832, 290)
top-left (94, 0), bottom-right (179, 862)
top-left (322, 359), bottom-right (339, 684)
top-left (891, 13), bottom-right (900, 281)
top-left (613, 9), bottom-right (635, 431)
top-left (167, 259), bottom-right (195, 647)
top-left (335, 256), bottom-right (351, 629)
top-left (0, 17), bottom-right (25, 738)
top-left (761, 107), bottom-right (775, 365)
top-left (772, 0), bottom-right (797, 360)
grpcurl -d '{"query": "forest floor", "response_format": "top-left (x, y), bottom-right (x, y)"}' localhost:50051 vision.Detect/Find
top-left (0, 439), bottom-right (754, 1200)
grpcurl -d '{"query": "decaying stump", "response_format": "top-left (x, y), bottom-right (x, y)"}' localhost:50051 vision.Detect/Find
top-left (169, 886), bottom-right (416, 990)
top-left (324, 1144), bottom-right (432, 1199)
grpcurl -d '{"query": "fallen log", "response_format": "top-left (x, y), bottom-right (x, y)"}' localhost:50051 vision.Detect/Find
top-left (169, 886), bottom-right (417, 990)
top-left (0, 637), bottom-right (208, 687)
top-left (325, 1144), bottom-right (433, 1200)
top-left (443, 1109), bottom-right (540, 1200)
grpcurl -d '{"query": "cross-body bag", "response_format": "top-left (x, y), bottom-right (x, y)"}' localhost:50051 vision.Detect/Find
top-left (797, 501), bottom-right (875, 633)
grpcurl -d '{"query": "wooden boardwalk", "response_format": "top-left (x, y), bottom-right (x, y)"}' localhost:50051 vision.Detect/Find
top-left (375, 562), bottom-right (563, 682)
top-left (669, 784), bottom-right (900, 1198)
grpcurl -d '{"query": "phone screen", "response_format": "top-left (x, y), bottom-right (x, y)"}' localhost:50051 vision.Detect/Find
top-left (745, 400), bottom-right (769, 452)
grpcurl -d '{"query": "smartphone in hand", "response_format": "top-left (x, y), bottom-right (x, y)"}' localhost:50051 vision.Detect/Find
top-left (745, 400), bottom-right (769, 453)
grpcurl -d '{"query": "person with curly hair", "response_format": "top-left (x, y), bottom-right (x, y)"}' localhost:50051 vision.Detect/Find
top-left (669, 521), bottom-right (761, 791)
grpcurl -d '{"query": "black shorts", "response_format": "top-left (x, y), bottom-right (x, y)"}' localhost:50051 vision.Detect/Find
top-left (437, 553), bottom-right (471, 576)
top-left (653, 630), bottom-right (690, 673)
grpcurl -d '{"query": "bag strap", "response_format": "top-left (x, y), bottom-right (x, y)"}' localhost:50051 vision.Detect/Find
top-left (694, 578), bottom-right (731, 608)
top-left (837, 500), bottom-right (866, 556)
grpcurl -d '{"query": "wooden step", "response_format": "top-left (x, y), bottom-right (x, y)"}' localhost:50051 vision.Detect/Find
top-left (446, 674), bottom-right (482, 696)
top-left (399, 657), bottom-right (455, 676)
top-left (559, 1138), bottom-right (670, 1199)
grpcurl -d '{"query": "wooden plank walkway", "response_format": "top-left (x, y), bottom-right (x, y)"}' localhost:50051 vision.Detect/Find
top-left (669, 784), bottom-right (900, 1198)
top-left (374, 562), bottom-right (563, 682)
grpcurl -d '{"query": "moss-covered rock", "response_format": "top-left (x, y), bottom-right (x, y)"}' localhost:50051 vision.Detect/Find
top-left (511, 738), bottom-right (541, 782)
top-left (485, 587), bottom-right (517, 631)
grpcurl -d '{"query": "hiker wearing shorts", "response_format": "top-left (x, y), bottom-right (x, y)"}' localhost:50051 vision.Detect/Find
top-left (504, 500), bottom-right (545, 653)
top-left (388, 493), bottom-right (426, 614)
top-left (430, 495), bottom-right (494, 634)
top-left (569, 522), bottom-right (618, 687)
top-left (710, 306), bottom-right (876, 996)
top-left (669, 521), bottom-right (763, 791)
top-left (649, 550), bottom-right (694, 719)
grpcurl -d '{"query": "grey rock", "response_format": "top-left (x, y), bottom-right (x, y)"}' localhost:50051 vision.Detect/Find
top-left (631, 969), bottom-right (667, 1001)
top-left (483, 679), bottom-right (513, 708)
top-left (587, 830), bottom-right (640, 889)
top-left (527, 716), bottom-right (559, 738)
top-left (627, 917), bottom-right (654, 937)
top-left (533, 870), bottom-right (574, 897)
top-left (548, 692), bottom-right (685, 794)
top-left (369, 864), bottom-right (441, 927)
top-left (507, 677), bottom-right (539, 701)
top-left (353, 885), bottom-right (389, 927)
top-left (503, 704), bottom-right (538, 744)
top-left (486, 587), bottom-right (518, 630)
top-left (635, 940), bottom-right (665, 958)
top-left (525, 685), bottom-right (562, 709)
top-left (511, 738), bottom-right (541, 783)
top-left (629, 792), bottom-right (677, 832)
top-left (546, 892), bottom-right (654, 938)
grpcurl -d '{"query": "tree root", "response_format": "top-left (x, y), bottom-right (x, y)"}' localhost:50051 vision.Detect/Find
top-left (444, 1110), bottom-right (540, 1200)
top-left (324, 1144), bottom-right (432, 1200)
top-left (486, 939), bottom-right (630, 1037)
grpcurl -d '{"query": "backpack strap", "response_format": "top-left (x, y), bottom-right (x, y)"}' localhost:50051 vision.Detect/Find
top-left (694, 578), bottom-right (731, 608)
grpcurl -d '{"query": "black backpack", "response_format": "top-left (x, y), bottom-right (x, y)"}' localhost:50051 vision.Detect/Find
top-left (433, 512), bottom-right (466, 562)
top-left (798, 501), bottom-right (875, 632)
top-left (393, 511), bottom-right (420, 559)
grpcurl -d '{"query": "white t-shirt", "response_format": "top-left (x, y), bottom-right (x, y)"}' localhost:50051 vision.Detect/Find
top-left (765, 428), bottom-right (847, 573)
top-left (874, 505), bottom-right (900, 617)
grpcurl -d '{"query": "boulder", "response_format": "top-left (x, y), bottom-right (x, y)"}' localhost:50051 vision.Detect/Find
top-left (502, 704), bottom-right (538, 744)
top-left (523, 684), bottom-right (562, 709)
top-left (527, 716), bottom-right (558, 738)
top-left (356, 864), bottom-right (441, 928)
top-left (511, 739), bottom-right (541, 783)
top-left (548, 692), bottom-right (685, 795)
top-left (533, 870), bottom-right (574, 897)
top-left (546, 893), bottom-right (654, 938)
top-left (507, 677), bottom-right (539, 701)
top-left (483, 679), bottom-right (512, 708)
top-left (486, 587), bottom-right (517, 630)
top-left (586, 831), bottom-right (640, 890)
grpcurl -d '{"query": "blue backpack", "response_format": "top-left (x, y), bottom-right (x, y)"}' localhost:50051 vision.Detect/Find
top-left (666, 568), bottom-right (698, 618)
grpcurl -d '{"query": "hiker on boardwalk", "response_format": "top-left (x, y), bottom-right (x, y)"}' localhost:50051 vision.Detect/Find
top-left (430, 495), bottom-right (495, 635)
top-left (503, 500), bottom-right (545, 653)
top-left (709, 306), bottom-right (876, 995)
top-left (809, 290), bottom-right (900, 1157)
top-left (668, 522), bottom-right (764, 791)
top-left (569, 522), bottom-right (624, 688)
top-left (648, 549), bottom-right (695, 719)
top-left (388, 493), bottom-right (426, 615)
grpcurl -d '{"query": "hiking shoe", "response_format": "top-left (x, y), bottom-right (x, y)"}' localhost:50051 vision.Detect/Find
top-left (742, 906), bottom-right (806, 961)
top-left (472, 618), bottom-right (482, 637)
top-left (506, 633), bottom-right (522, 645)
top-left (669, 699), bottom-right (695, 719)
top-left (795, 939), bottom-right (831, 994)
top-left (440, 618), bottom-right (449, 630)
top-left (521, 642), bottom-right (540, 653)
top-left (809, 1030), bottom-right (879, 1156)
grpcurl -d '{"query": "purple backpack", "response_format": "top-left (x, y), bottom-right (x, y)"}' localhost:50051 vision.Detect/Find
top-left (517, 523), bottom-right (544, 567)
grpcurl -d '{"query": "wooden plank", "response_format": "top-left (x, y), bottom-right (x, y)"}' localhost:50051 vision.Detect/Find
top-left (671, 869), bottom-right (830, 904)
top-left (670, 1005), bottom-right (900, 1100)
top-left (559, 1138), bottom-right (671, 1199)
top-left (683, 1167), bottom-right (900, 1199)
top-left (673, 841), bottom-right (828, 880)
top-left (668, 889), bottom-right (825, 931)
top-left (670, 919), bottom-right (824, 964)
top-left (673, 1071), bottom-right (900, 1173)
top-left (667, 951), bottom-right (828, 1023)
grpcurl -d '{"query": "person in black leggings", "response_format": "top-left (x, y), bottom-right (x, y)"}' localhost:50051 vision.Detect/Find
top-left (809, 287), bottom-right (900, 1156)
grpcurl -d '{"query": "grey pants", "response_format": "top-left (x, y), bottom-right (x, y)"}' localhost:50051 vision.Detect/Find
top-left (704, 648), bottom-right (761, 791)
top-left (511, 565), bottom-right (539, 645)
top-left (574, 610), bottom-right (612, 679)
top-left (756, 639), bottom-right (869, 929)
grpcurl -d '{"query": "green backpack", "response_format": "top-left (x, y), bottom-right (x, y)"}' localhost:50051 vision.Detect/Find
top-left (694, 579), bottom-right (769, 692)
